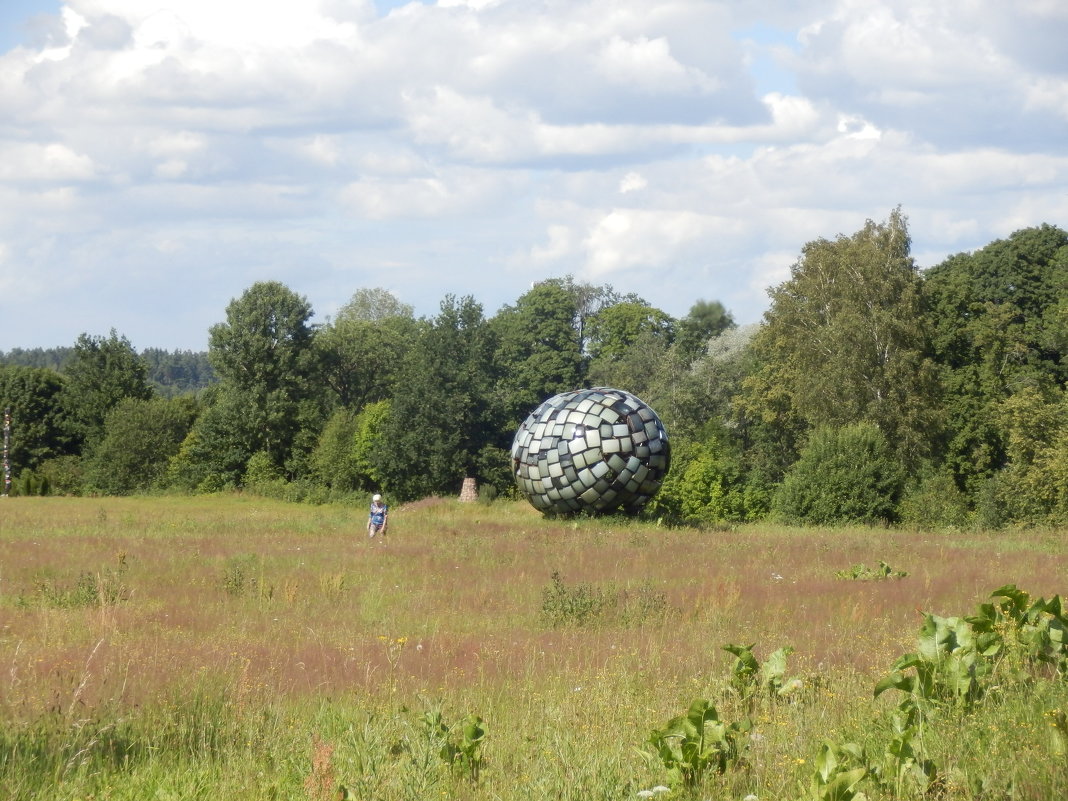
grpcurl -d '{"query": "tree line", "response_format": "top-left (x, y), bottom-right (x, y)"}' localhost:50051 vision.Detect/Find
top-left (1, 347), bottom-right (216, 398)
top-left (1, 210), bottom-right (1065, 528)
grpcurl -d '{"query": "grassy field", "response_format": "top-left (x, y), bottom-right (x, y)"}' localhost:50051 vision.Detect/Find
top-left (1, 495), bottom-right (1067, 800)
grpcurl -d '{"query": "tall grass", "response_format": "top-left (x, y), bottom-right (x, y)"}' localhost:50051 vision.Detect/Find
top-left (1, 495), bottom-right (1066, 798)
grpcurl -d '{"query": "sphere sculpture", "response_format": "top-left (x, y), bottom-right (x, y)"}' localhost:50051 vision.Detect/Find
top-left (511, 387), bottom-right (670, 515)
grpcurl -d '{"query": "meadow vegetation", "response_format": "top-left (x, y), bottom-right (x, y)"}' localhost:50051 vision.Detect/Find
top-left (1, 495), bottom-right (1067, 799)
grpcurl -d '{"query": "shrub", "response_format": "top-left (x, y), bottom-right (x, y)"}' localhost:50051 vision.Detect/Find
top-left (540, 571), bottom-right (614, 627)
top-left (311, 408), bottom-right (361, 491)
top-left (773, 423), bottom-right (904, 525)
top-left (244, 450), bottom-right (283, 487)
top-left (83, 396), bottom-right (197, 495)
top-left (36, 455), bottom-right (83, 496)
top-left (647, 438), bottom-right (769, 525)
top-left (13, 468), bottom-right (49, 497)
top-left (897, 466), bottom-right (970, 530)
top-left (540, 571), bottom-right (668, 627)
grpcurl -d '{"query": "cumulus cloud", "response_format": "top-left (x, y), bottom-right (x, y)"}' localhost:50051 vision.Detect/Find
top-left (0, 0), bottom-right (1064, 349)
top-left (0, 142), bottom-right (95, 182)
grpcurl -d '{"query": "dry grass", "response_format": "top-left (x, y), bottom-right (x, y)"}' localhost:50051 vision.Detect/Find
top-left (1, 495), bottom-right (1066, 799)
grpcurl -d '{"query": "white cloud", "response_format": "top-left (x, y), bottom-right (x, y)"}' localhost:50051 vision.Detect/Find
top-left (530, 224), bottom-right (577, 264)
top-left (338, 166), bottom-right (522, 220)
top-left (71, 0), bottom-right (367, 49)
top-left (0, 0), bottom-right (1064, 348)
top-left (1026, 77), bottom-right (1068, 120)
top-left (619, 172), bottom-right (647, 194)
top-left (593, 35), bottom-right (720, 94)
top-left (582, 208), bottom-right (712, 278)
top-left (0, 143), bottom-right (95, 182)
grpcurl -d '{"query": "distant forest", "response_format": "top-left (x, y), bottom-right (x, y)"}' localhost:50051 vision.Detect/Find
top-left (0, 347), bottom-right (216, 398)
top-left (1, 209), bottom-right (1065, 529)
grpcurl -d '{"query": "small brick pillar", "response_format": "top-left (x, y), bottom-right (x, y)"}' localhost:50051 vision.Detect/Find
top-left (459, 477), bottom-right (478, 502)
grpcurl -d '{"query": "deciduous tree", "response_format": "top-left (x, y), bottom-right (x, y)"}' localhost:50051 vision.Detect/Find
top-left (316, 289), bottom-right (421, 410)
top-left (491, 281), bottom-right (584, 420)
top-left (375, 296), bottom-right (506, 499)
top-left (59, 330), bottom-right (153, 451)
top-left (675, 299), bottom-right (735, 363)
top-left (205, 281), bottom-right (324, 479)
top-left (923, 223), bottom-right (1068, 493)
top-left (0, 365), bottom-right (72, 475)
top-left (84, 396), bottom-right (197, 495)
top-left (740, 209), bottom-right (940, 472)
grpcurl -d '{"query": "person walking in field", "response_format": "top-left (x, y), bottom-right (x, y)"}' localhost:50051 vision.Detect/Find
top-left (368, 493), bottom-right (389, 541)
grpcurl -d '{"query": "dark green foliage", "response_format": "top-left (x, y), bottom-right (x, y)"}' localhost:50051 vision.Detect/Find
top-left (165, 389), bottom-right (253, 491)
top-left (242, 450), bottom-right (285, 490)
top-left (0, 346), bottom-right (72, 371)
top-left (490, 281), bottom-right (584, 420)
top-left (675, 299), bottom-right (735, 363)
top-left (773, 423), bottom-right (905, 525)
top-left (586, 328), bottom-right (670, 401)
top-left (374, 295), bottom-right (506, 501)
top-left (0, 365), bottom-right (73, 475)
top-left (83, 396), bottom-right (197, 495)
top-left (311, 408), bottom-right (361, 492)
top-left (923, 223), bottom-right (1068, 493)
top-left (897, 466), bottom-right (971, 530)
top-left (652, 325), bottom-right (757, 442)
top-left (33, 455), bottom-right (84, 496)
top-left (12, 468), bottom-right (50, 497)
top-left (536, 275), bottom-right (629, 355)
top-left (990, 385), bottom-right (1068, 525)
top-left (585, 299), bottom-right (674, 364)
top-left (2, 346), bottom-right (213, 398)
top-left (646, 436), bottom-right (768, 525)
top-left (206, 281), bottom-right (325, 480)
top-left (469, 443), bottom-right (513, 499)
top-left (58, 330), bottom-right (154, 450)
top-left (2, 215), bottom-right (1065, 524)
top-left (316, 289), bottom-right (420, 410)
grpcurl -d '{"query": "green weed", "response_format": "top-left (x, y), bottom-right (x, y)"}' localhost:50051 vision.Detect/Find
top-left (422, 709), bottom-right (485, 783)
top-left (724, 642), bottom-right (804, 712)
top-left (17, 561), bottom-right (129, 609)
top-left (641, 698), bottom-right (751, 788)
top-left (221, 552), bottom-right (271, 598)
top-left (834, 560), bottom-right (908, 580)
top-left (540, 571), bottom-right (668, 628)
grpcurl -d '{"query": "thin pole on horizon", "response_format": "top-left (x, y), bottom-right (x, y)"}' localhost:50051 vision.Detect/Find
top-left (2, 407), bottom-right (10, 497)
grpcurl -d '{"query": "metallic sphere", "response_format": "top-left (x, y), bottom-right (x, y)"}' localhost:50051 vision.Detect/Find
top-left (511, 387), bottom-right (670, 515)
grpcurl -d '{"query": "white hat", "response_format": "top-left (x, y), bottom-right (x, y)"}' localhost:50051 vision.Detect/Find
top-left (372, 494), bottom-right (382, 501)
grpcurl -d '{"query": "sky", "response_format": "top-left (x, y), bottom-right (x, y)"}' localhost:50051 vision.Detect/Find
top-left (0, 1), bottom-right (1066, 351)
